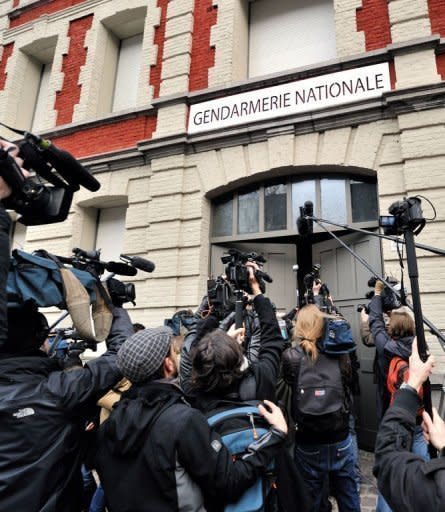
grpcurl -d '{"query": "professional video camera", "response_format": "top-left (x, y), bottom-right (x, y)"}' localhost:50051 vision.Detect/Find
top-left (302, 263), bottom-right (332, 310)
top-left (221, 248), bottom-right (272, 294)
top-left (0, 123), bottom-right (100, 225)
top-left (379, 197), bottom-right (425, 236)
top-left (356, 276), bottom-right (401, 314)
top-left (66, 248), bottom-right (138, 307)
top-left (51, 248), bottom-right (155, 307)
top-left (206, 275), bottom-right (235, 321)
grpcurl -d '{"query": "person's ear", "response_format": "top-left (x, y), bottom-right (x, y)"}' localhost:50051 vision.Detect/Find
top-left (163, 355), bottom-right (176, 378)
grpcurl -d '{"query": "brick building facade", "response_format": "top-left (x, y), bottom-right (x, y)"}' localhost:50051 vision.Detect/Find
top-left (0, 0), bottom-right (444, 443)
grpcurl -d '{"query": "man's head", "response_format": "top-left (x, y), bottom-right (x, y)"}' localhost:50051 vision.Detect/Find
top-left (191, 329), bottom-right (244, 394)
top-left (116, 326), bottom-right (180, 383)
top-left (3, 301), bottom-right (49, 354)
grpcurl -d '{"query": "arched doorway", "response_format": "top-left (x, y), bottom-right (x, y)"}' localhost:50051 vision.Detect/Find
top-left (209, 171), bottom-right (381, 449)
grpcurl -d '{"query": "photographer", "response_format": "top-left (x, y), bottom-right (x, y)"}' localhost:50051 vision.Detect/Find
top-left (188, 265), bottom-right (309, 511)
top-left (181, 262), bottom-right (285, 403)
top-left (94, 325), bottom-right (288, 512)
top-left (0, 142), bottom-right (134, 512)
top-left (374, 338), bottom-right (440, 512)
top-left (368, 280), bottom-right (415, 422)
top-left (368, 280), bottom-right (429, 512)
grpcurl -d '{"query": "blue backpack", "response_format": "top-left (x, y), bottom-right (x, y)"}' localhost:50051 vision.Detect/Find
top-left (321, 318), bottom-right (355, 355)
top-left (207, 405), bottom-right (274, 512)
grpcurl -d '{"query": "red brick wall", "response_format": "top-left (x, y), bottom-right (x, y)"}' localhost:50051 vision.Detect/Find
top-left (10, 0), bottom-right (88, 28)
top-left (149, 0), bottom-right (168, 99)
top-left (427, 0), bottom-right (445, 79)
top-left (189, 0), bottom-right (217, 92)
top-left (428, 0), bottom-right (445, 36)
top-left (0, 43), bottom-right (14, 90)
top-left (55, 15), bottom-right (93, 126)
top-left (51, 115), bottom-right (157, 158)
top-left (356, 0), bottom-right (392, 51)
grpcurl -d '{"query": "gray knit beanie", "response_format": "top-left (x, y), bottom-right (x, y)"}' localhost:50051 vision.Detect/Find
top-left (116, 326), bottom-right (173, 383)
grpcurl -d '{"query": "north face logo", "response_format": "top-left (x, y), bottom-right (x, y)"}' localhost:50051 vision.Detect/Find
top-left (12, 408), bottom-right (35, 419)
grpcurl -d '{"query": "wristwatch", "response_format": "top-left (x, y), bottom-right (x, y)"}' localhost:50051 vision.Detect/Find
top-left (399, 382), bottom-right (418, 395)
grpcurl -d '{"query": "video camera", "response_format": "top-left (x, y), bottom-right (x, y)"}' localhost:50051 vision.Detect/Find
top-left (303, 263), bottom-right (331, 308)
top-left (48, 327), bottom-right (95, 357)
top-left (53, 248), bottom-right (155, 307)
top-left (206, 276), bottom-right (235, 321)
top-left (379, 197), bottom-right (425, 236)
top-left (356, 275), bottom-right (402, 314)
top-left (221, 248), bottom-right (272, 294)
top-left (0, 123), bottom-right (100, 225)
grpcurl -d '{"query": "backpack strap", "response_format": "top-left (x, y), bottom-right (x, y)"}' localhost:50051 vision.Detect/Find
top-left (207, 405), bottom-right (260, 427)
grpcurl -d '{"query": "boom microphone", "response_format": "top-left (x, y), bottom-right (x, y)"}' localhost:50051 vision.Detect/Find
top-left (296, 200), bottom-right (314, 236)
top-left (120, 254), bottom-right (156, 273)
top-left (105, 261), bottom-right (138, 276)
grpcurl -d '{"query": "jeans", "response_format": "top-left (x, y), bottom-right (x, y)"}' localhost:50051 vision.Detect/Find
top-left (376, 425), bottom-right (429, 512)
top-left (294, 434), bottom-right (361, 512)
top-left (89, 484), bottom-right (106, 512)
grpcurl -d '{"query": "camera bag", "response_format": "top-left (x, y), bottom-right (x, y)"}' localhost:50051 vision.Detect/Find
top-left (321, 317), bottom-right (356, 355)
top-left (7, 249), bottom-right (112, 342)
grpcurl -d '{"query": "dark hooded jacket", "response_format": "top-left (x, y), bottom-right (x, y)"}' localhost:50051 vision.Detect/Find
top-left (368, 295), bottom-right (414, 420)
top-left (374, 388), bottom-right (445, 511)
top-left (180, 293), bottom-right (285, 402)
top-left (94, 379), bottom-right (286, 512)
top-left (0, 308), bottom-right (133, 512)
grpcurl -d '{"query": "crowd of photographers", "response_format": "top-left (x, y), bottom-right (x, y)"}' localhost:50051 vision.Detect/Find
top-left (0, 140), bottom-right (444, 512)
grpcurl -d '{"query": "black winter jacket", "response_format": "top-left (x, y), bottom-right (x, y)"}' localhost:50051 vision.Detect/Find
top-left (374, 388), bottom-right (445, 511)
top-left (0, 307), bottom-right (133, 512)
top-left (368, 295), bottom-right (414, 420)
top-left (180, 294), bottom-right (285, 402)
top-left (95, 380), bottom-right (286, 512)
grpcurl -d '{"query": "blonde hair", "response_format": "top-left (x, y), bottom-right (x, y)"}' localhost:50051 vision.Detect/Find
top-left (293, 304), bottom-right (329, 362)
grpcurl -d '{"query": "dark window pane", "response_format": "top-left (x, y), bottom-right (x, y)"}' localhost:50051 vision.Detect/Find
top-left (292, 180), bottom-right (317, 230)
top-left (265, 184), bottom-right (287, 231)
top-left (238, 190), bottom-right (259, 234)
top-left (351, 181), bottom-right (378, 222)
top-left (213, 198), bottom-right (233, 237)
top-left (321, 179), bottom-right (347, 224)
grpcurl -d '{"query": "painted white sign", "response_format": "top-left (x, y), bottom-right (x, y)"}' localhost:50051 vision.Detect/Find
top-left (188, 63), bottom-right (391, 135)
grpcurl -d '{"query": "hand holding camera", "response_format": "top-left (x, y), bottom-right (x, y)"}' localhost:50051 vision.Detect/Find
top-left (374, 280), bottom-right (385, 295)
top-left (0, 140), bottom-right (29, 200)
top-left (246, 262), bottom-right (262, 297)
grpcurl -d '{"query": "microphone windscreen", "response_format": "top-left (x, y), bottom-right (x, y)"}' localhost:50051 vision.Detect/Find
top-left (105, 262), bottom-right (137, 276)
top-left (131, 256), bottom-right (155, 273)
top-left (304, 200), bottom-right (314, 217)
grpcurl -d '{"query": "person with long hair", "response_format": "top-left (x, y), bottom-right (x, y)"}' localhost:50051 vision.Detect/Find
top-left (368, 281), bottom-right (428, 512)
top-left (282, 304), bottom-right (360, 512)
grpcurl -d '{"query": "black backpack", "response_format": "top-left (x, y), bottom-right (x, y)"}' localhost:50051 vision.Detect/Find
top-left (290, 347), bottom-right (351, 434)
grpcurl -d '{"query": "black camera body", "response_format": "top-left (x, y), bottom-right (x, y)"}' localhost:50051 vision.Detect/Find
top-left (106, 278), bottom-right (136, 307)
top-left (0, 127), bottom-right (100, 225)
top-left (367, 276), bottom-right (401, 312)
top-left (303, 263), bottom-right (322, 291)
top-left (356, 304), bottom-right (370, 314)
top-left (379, 197), bottom-right (425, 236)
top-left (68, 248), bottom-right (137, 307)
top-left (207, 276), bottom-right (235, 320)
top-left (221, 248), bottom-right (272, 294)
